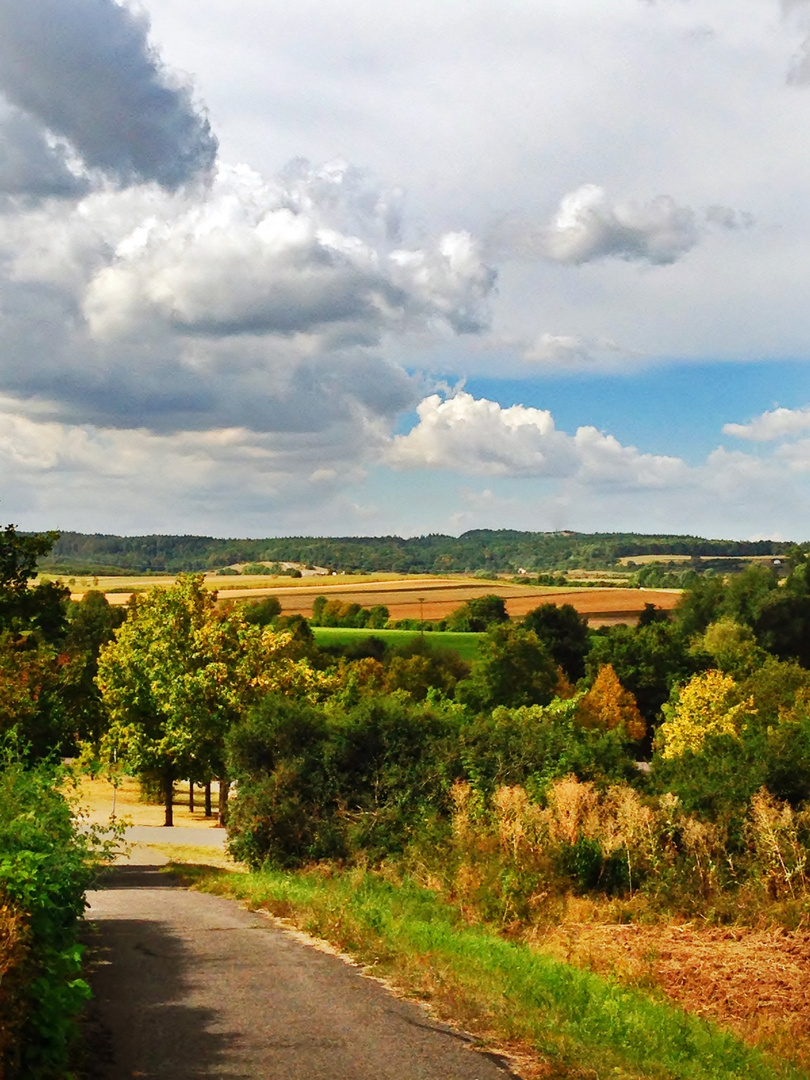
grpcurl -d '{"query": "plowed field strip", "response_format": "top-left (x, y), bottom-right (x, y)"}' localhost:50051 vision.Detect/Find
top-left (536, 922), bottom-right (810, 1068)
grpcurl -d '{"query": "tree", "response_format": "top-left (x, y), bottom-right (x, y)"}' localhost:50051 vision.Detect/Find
top-left (97, 574), bottom-right (328, 825)
top-left (522, 602), bottom-right (590, 681)
top-left (457, 623), bottom-right (558, 711)
top-left (656, 670), bottom-right (752, 760)
top-left (587, 621), bottom-right (699, 730)
top-left (576, 664), bottom-right (646, 741)
top-left (0, 524), bottom-right (67, 643)
top-left (445, 594), bottom-right (508, 632)
top-left (242, 595), bottom-right (282, 625)
top-left (61, 591), bottom-right (127, 749)
top-left (698, 617), bottom-right (764, 678)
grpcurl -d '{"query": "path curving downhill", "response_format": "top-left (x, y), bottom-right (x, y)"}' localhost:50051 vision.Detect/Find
top-left (82, 859), bottom-right (517, 1080)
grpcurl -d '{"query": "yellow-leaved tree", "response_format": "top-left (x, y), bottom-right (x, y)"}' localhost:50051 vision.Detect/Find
top-left (656, 669), bottom-right (752, 760)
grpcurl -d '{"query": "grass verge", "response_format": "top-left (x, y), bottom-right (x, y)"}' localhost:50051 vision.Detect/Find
top-left (171, 863), bottom-right (801, 1080)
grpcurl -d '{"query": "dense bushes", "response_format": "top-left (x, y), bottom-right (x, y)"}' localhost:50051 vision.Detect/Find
top-left (226, 694), bottom-right (462, 867)
top-left (0, 760), bottom-right (111, 1079)
top-left (225, 691), bottom-right (644, 872)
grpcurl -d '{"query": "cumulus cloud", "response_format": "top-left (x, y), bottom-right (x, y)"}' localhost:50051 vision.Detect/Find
top-left (0, 0), bottom-right (217, 189)
top-left (542, 185), bottom-right (700, 265)
top-left (81, 163), bottom-right (495, 343)
top-left (0, 156), bottom-right (494, 441)
top-left (723, 405), bottom-right (810, 442)
top-left (387, 391), bottom-right (687, 488)
top-left (490, 184), bottom-right (701, 266)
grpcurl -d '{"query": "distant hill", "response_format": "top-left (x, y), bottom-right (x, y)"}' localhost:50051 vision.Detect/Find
top-left (38, 530), bottom-right (796, 576)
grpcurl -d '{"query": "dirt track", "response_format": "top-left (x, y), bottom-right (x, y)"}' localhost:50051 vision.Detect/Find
top-left (82, 862), bottom-right (516, 1079)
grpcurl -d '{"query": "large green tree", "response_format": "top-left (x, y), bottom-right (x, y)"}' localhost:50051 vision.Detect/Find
top-left (97, 574), bottom-right (327, 824)
top-left (522, 602), bottom-right (590, 681)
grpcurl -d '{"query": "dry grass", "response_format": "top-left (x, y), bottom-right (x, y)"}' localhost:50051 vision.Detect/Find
top-left (74, 774), bottom-right (224, 831)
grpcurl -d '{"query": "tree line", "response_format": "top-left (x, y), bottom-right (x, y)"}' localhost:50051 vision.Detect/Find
top-left (41, 528), bottom-right (793, 575)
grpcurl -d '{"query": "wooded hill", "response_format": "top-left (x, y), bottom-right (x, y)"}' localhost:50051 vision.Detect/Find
top-left (40, 529), bottom-right (795, 576)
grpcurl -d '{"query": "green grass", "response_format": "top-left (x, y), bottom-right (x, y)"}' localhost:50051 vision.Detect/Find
top-left (311, 626), bottom-right (483, 663)
top-left (175, 864), bottom-right (801, 1080)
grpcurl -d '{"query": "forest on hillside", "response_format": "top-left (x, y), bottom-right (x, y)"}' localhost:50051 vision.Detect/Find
top-left (41, 528), bottom-right (795, 575)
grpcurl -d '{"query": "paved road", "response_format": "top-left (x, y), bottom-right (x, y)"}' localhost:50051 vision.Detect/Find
top-left (83, 864), bottom-right (517, 1079)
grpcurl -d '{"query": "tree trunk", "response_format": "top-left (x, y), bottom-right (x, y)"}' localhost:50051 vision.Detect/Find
top-left (217, 779), bottom-right (230, 828)
top-left (188, 780), bottom-right (194, 813)
top-left (164, 772), bottom-right (174, 827)
top-left (204, 781), bottom-right (213, 818)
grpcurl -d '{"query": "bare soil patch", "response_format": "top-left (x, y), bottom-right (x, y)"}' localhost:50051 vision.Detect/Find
top-left (536, 921), bottom-right (810, 1069)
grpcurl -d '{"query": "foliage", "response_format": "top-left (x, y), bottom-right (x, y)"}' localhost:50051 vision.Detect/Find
top-left (97, 574), bottom-right (328, 821)
top-left (521, 602), bottom-right (590, 681)
top-left (588, 620), bottom-right (701, 728)
top-left (456, 623), bottom-right (558, 711)
top-left (576, 664), bottom-right (646, 741)
top-left (0, 758), bottom-right (115, 1078)
top-left (443, 593), bottom-right (508, 632)
top-left (241, 595), bottom-right (282, 625)
top-left (0, 638), bottom-right (73, 759)
top-left (0, 525), bottom-right (64, 640)
top-left (225, 693), bottom-right (462, 867)
top-left (310, 595), bottom-right (390, 629)
top-left (45, 528), bottom-right (791, 576)
top-left (457, 697), bottom-right (635, 798)
top-left (657, 670), bottom-right (752, 760)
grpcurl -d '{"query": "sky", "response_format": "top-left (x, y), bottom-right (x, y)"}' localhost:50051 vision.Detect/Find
top-left (2, 0), bottom-right (810, 541)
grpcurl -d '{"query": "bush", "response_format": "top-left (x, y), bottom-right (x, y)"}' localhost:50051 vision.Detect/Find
top-left (226, 694), bottom-right (462, 867)
top-left (0, 759), bottom-right (113, 1078)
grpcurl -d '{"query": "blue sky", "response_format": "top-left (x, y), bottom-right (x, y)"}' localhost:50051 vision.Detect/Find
top-left (2, 0), bottom-right (810, 540)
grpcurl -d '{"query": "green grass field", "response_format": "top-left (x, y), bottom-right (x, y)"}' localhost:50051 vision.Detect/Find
top-left (311, 626), bottom-right (483, 663)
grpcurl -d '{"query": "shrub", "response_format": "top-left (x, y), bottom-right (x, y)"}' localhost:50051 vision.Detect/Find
top-left (0, 759), bottom-right (113, 1078)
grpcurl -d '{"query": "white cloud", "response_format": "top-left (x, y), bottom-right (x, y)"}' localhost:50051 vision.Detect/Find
top-left (543, 184), bottom-right (699, 266)
top-left (490, 184), bottom-right (701, 266)
top-left (723, 405), bottom-right (810, 442)
top-left (387, 391), bottom-right (687, 487)
top-left (81, 163), bottom-right (495, 343)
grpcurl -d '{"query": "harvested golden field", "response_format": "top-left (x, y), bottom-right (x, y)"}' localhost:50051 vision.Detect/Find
top-left (67, 572), bottom-right (680, 625)
top-left (230, 579), bottom-right (680, 625)
top-left (535, 920), bottom-right (810, 1070)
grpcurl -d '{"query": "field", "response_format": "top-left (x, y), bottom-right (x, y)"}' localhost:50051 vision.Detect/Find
top-left (312, 627), bottom-right (484, 662)
top-left (61, 572), bottom-right (681, 626)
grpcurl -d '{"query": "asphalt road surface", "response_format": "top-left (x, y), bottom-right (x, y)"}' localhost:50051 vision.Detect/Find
top-left (82, 862), bottom-right (518, 1079)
